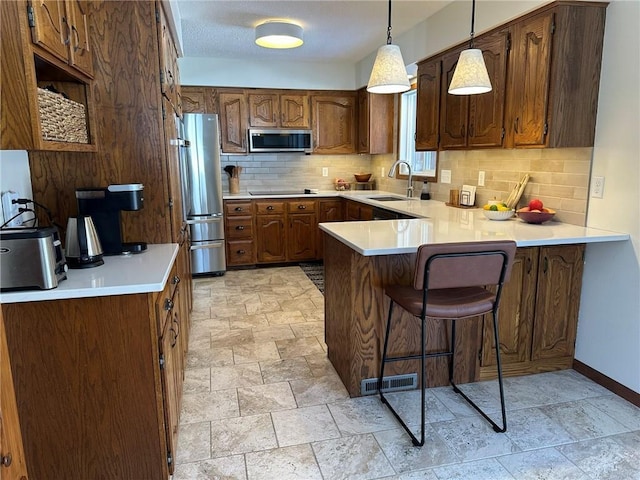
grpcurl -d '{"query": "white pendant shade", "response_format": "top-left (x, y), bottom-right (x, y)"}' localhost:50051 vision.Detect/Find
top-left (367, 44), bottom-right (411, 94)
top-left (448, 49), bottom-right (492, 95)
top-left (255, 22), bottom-right (303, 49)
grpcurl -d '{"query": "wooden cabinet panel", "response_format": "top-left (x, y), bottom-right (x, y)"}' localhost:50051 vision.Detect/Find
top-left (255, 200), bottom-right (285, 215)
top-left (226, 216), bottom-right (253, 239)
top-left (157, 3), bottom-right (180, 115)
top-left (225, 201), bottom-right (252, 216)
top-left (248, 93), bottom-right (278, 127)
top-left (288, 213), bottom-right (317, 261)
top-left (219, 91), bottom-right (248, 153)
top-left (28, 0), bottom-right (68, 64)
top-left (256, 215), bottom-right (286, 262)
top-left (317, 199), bottom-right (344, 259)
top-left (182, 87), bottom-right (219, 114)
top-left (357, 88), bottom-right (394, 154)
top-left (225, 200), bottom-right (255, 266)
top-left (532, 244), bottom-right (584, 360)
top-left (468, 31), bottom-right (508, 147)
top-left (65, 0), bottom-right (93, 77)
top-left (440, 49), bottom-right (469, 149)
top-left (482, 248), bottom-right (537, 366)
top-left (227, 239), bottom-right (255, 265)
top-left (280, 93), bottom-right (310, 128)
top-left (345, 200), bottom-right (373, 221)
top-left (311, 93), bottom-right (357, 154)
top-left (415, 59), bottom-right (441, 151)
top-left (507, 11), bottom-right (553, 148)
top-left (0, 314), bottom-right (29, 480)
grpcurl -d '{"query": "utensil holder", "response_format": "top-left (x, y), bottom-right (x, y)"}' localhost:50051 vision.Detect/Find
top-left (229, 177), bottom-right (240, 194)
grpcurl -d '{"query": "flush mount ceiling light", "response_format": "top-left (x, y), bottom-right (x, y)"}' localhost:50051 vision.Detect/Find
top-left (448, 0), bottom-right (492, 95)
top-left (367, 0), bottom-right (411, 94)
top-left (255, 21), bottom-right (304, 49)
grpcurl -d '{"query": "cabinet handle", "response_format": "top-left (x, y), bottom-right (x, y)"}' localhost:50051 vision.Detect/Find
top-left (460, 125), bottom-right (465, 137)
top-left (298, 204), bottom-right (306, 210)
top-left (469, 124), bottom-right (474, 137)
top-left (267, 205), bottom-right (274, 210)
top-left (527, 257), bottom-right (532, 274)
top-left (543, 256), bottom-right (548, 274)
top-left (1, 454), bottom-right (12, 467)
top-left (170, 327), bottom-right (178, 348)
top-left (71, 25), bottom-right (81, 52)
top-left (514, 117), bottom-right (519, 134)
top-left (236, 225), bottom-right (245, 230)
top-left (235, 207), bottom-right (244, 212)
top-left (237, 249), bottom-right (246, 255)
top-left (164, 298), bottom-right (174, 311)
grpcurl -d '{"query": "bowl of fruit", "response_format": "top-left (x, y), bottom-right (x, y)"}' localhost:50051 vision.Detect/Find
top-left (482, 201), bottom-right (515, 220)
top-left (517, 199), bottom-right (556, 224)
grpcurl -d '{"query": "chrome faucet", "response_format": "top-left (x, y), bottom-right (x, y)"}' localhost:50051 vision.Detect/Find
top-left (388, 160), bottom-right (413, 198)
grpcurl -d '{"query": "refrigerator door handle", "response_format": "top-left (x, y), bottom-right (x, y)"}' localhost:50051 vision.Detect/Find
top-left (190, 241), bottom-right (224, 251)
top-left (187, 217), bottom-right (223, 225)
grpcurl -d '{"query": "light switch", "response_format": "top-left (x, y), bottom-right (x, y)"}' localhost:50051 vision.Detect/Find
top-left (441, 170), bottom-right (452, 184)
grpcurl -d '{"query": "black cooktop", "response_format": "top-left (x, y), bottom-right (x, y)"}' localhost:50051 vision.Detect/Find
top-left (249, 190), bottom-right (311, 195)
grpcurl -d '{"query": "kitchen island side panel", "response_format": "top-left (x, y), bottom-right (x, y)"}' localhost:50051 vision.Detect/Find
top-left (3, 294), bottom-right (167, 480)
top-left (324, 234), bottom-right (480, 397)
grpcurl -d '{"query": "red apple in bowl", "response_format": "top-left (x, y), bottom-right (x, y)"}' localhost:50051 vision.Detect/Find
top-left (517, 206), bottom-right (556, 224)
top-left (528, 198), bottom-right (544, 211)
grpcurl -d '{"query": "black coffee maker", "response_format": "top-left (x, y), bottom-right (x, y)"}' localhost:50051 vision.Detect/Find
top-left (76, 183), bottom-right (147, 255)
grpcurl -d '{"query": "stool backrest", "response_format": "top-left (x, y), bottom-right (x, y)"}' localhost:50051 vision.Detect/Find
top-left (413, 241), bottom-right (517, 290)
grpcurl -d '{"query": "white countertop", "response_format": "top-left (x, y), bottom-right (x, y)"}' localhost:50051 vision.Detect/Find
top-left (0, 243), bottom-right (178, 304)
top-left (318, 197), bottom-right (629, 255)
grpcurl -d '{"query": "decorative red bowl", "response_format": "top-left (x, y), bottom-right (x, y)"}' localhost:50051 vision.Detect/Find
top-left (354, 173), bottom-right (372, 183)
top-left (516, 207), bottom-right (556, 224)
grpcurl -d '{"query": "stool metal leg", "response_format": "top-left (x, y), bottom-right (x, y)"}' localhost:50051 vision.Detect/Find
top-left (449, 310), bottom-right (507, 433)
top-left (379, 301), bottom-right (426, 446)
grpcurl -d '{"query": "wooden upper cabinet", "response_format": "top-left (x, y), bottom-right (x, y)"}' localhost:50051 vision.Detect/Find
top-left (357, 88), bottom-right (394, 154)
top-left (219, 91), bottom-right (248, 153)
top-left (28, 0), bottom-right (94, 78)
top-left (507, 11), bottom-right (553, 148)
top-left (157, 3), bottom-right (180, 116)
top-left (415, 59), bottom-right (441, 151)
top-left (248, 91), bottom-right (310, 128)
top-left (505, 3), bottom-right (606, 148)
top-left (181, 87), bottom-right (218, 114)
top-left (311, 93), bottom-right (357, 154)
top-left (440, 30), bottom-right (508, 150)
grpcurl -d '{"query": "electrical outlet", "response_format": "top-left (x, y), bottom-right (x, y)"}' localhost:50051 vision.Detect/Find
top-left (322, 167), bottom-right (328, 177)
top-left (592, 176), bottom-right (605, 198)
top-left (441, 170), bottom-right (452, 184)
top-left (478, 171), bottom-right (485, 187)
top-left (1, 191), bottom-right (21, 227)
top-left (381, 167), bottom-right (386, 177)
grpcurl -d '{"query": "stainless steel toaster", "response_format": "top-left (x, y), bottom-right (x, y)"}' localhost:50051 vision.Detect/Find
top-left (0, 226), bottom-right (67, 291)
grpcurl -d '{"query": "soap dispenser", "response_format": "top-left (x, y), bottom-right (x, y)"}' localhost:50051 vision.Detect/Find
top-left (420, 181), bottom-right (431, 200)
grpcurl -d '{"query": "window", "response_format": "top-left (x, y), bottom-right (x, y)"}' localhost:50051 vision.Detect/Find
top-left (397, 87), bottom-right (437, 180)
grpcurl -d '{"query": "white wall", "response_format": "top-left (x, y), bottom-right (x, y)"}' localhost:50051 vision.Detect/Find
top-left (575, 0), bottom-right (640, 392)
top-left (0, 150), bottom-right (34, 226)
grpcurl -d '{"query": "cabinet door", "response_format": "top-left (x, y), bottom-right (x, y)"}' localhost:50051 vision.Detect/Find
top-left (531, 244), bottom-right (584, 360)
top-left (317, 199), bottom-right (344, 258)
top-left (280, 93), bottom-right (310, 128)
top-left (219, 92), bottom-right (248, 153)
top-left (482, 248), bottom-right (538, 366)
top-left (256, 215), bottom-right (286, 262)
top-left (440, 49), bottom-right (469, 149)
top-left (288, 213), bottom-right (317, 261)
top-left (311, 94), bottom-right (357, 154)
top-left (181, 89), bottom-right (206, 113)
top-left (66, 0), bottom-right (93, 77)
top-left (415, 59), bottom-right (441, 151)
top-left (248, 93), bottom-right (278, 127)
top-left (28, 0), bottom-right (68, 64)
top-left (508, 11), bottom-right (553, 148)
top-left (468, 31), bottom-right (508, 148)
top-left (357, 88), bottom-right (370, 153)
top-left (345, 201), bottom-right (360, 221)
top-left (0, 316), bottom-right (29, 480)
top-left (159, 313), bottom-right (179, 475)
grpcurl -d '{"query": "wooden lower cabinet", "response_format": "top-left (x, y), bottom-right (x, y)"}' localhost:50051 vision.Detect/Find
top-left (345, 200), bottom-right (373, 221)
top-left (317, 199), bottom-right (344, 258)
top-left (224, 200), bottom-right (256, 266)
top-left (256, 214), bottom-right (287, 262)
top-left (2, 262), bottom-right (186, 479)
top-left (480, 244), bottom-right (585, 379)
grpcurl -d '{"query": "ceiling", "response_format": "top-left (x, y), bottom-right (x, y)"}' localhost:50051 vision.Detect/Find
top-left (175, 1), bottom-right (454, 64)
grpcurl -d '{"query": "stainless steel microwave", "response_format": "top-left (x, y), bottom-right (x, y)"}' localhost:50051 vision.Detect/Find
top-left (248, 128), bottom-right (313, 153)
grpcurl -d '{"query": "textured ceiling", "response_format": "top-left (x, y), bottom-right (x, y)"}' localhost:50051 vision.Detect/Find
top-left (176, 1), bottom-right (454, 63)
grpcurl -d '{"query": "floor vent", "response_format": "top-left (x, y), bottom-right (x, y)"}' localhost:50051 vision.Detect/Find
top-left (360, 373), bottom-right (418, 396)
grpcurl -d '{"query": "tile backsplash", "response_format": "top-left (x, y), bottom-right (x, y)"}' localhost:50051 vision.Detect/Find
top-left (222, 148), bottom-right (593, 226)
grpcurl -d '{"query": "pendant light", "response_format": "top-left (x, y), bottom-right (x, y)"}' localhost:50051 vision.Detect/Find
top-left (448, 0), bottom-right (492, 95)
top-left (367, 0), bottom-right (411, 94)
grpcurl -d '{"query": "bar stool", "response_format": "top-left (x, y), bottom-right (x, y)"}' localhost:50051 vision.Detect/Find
top-left (379, 240), bottom-right (517, 446)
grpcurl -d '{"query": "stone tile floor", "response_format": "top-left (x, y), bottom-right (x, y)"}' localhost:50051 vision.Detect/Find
top-left (173, 266), bottom-right (640, 480)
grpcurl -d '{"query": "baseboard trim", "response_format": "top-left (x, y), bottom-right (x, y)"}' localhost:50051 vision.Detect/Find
top-left (572, 360), bottom-right (640, 407)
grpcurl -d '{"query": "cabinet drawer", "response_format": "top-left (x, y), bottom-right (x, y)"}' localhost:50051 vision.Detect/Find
top-left (287, 200), bottom-right (316, 213)
top-left (226, 240), bottom-right (255, 265)
top-left (226, 216), bottom-right (253, 238)
top-left (255, 201), bottom-right (285, 214)
top-left (225, 201), bottom-right (253, 216)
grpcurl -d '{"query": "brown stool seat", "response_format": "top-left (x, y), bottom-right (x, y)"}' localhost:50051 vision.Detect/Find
top-left (385, 285), bottom-right (496, 319)
top-left (379, 240), bottom-right (517, 447)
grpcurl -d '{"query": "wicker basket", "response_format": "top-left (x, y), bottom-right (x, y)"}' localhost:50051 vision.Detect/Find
top-left (37, 87), bottom-right (89, 143)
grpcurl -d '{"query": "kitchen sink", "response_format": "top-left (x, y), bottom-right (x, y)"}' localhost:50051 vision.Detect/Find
top-left (367, 196), bottom-right (407, 202)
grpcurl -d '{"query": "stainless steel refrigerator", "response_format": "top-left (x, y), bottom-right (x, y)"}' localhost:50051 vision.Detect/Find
top-left (181, 113), bottom-right (226, 275)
